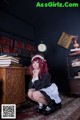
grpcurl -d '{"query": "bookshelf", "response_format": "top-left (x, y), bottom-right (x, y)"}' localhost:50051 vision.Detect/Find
top-left (0, 35), bottom-right (36, 58)
top-left (67, 53), bottom-right (80, 95)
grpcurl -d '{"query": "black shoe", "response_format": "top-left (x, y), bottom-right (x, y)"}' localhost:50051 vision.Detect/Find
top-left (42, 103), bottom-right (62, 116)
top-left (42, 108), bottom-right (54, 116)
top-left (36, 105), bottom-right (46, 113)
top-left (55, 103), bottom-right (62, 110)
top-left (36, 107), bottom-right (43, 113)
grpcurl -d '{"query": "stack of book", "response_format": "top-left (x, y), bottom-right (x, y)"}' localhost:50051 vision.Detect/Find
top-left (72, 59), bottom-right (80, 67)
top-left (74, 71), bottom-right (80, 78)
top-left (69, 48), bottom-right (80, 56)
top-left (0, 55), bottom-right (20, 67)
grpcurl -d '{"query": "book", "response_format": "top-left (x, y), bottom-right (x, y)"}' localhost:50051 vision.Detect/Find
top-left (0, 59), bottom-right (19, 64)
top-left (0, 55), bottom-right (20, 67)
top-left (0, 64), bottom-right (10, 67)
top-left (0, 60), bottom-right (19, 64)
top-left (74, 76), bottom-right (80, 78)
top-left (0, 63), bottom-right (21, 67)
top-left (69, 52), bottom-right (80, 56)
top-left (0, 54), bottom-right (7, 57)
top-left (0, 55), bottom-right (19, 62)
top-left (70, 48), bottom-right (80, 52)
top-left (72, 61), bottom-right (80, 67)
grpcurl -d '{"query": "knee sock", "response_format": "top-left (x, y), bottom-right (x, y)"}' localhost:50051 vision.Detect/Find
top-left (38, 103), bottom-right (43, 109)
top-left (46, 106), bottom-right (51, 111)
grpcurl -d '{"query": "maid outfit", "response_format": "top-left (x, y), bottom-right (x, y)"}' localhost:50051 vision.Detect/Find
top-left (29, 55), bottom-right (61, 115)
top-left (29, 72), bottom-right (62, 115)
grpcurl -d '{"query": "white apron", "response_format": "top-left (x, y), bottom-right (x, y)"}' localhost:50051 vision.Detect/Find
top-left (40, 83), bottom-right (61, 104)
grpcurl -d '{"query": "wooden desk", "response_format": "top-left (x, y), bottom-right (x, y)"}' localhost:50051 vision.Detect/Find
top-left (0, 67), bottom-right (25, 106)
top-left (25, 66), bottom-right (31, 93)
top-left (25, 66), bottom-right (30, 75)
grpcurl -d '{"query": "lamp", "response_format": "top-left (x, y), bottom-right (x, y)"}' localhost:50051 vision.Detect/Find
top-left (38, 41), bottom-right (47, 52)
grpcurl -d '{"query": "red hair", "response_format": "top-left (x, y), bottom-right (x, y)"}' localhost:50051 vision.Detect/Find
top-left (30, 57), bottom-right (48, 79)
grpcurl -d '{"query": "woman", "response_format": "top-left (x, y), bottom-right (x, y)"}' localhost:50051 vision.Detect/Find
top-left (28, 54), bottom-right (61, 115)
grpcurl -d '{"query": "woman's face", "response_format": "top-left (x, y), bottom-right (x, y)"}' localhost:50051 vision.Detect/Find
top-left (32, 60), bottom-right (39, 69)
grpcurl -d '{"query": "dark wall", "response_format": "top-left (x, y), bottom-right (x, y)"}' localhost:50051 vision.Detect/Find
top-left (0, 2), bottom-right (80, 92)
top-left (35, 8), bottom-right (80, 92)
top-left (0, 10), bottom-right (35, 66)
top-left (0, 10), bottom-right (35, 41)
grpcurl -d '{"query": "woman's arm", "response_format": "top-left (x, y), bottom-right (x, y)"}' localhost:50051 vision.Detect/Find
top-left (28, 81), bottom-right (34, 89)
top-left (28, 69), bottom-right (39, 89)
top-left (34, 73), bottom-right (51, 90)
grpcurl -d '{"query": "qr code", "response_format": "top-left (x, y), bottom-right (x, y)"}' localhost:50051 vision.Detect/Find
top-left (1, 104), bottom-right (16, 119)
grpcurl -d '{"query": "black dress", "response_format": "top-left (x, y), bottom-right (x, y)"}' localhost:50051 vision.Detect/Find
top-left (29, 73), bottom-right (61, 107)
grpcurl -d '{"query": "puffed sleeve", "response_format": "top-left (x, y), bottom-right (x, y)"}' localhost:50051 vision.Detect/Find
top-left (28, 81), bottom-right (34, 89)
top-left (34, 73), bottom-right (51, 90)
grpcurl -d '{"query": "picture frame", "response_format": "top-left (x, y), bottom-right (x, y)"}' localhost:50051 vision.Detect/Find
top-left (57, 32), bottom-right (74, 49)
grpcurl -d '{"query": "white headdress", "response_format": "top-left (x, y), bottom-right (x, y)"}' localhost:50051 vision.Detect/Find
top-left (31, 55), bottom-right (44, 61)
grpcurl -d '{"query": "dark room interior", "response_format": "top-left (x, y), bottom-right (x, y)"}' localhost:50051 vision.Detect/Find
top-left (0, 0), bottom-right (80, 119)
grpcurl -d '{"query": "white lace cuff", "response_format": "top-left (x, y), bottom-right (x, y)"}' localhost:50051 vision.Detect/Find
top-left (32, 77), bottom-right (39, 83)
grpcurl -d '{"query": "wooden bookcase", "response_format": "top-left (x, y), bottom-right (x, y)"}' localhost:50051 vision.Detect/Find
top-left (0, 35), bottom-right (36, 57)
top-left (67, 54), bottom-right (80, 95)
top-left (0, 67), bottom-right (25, 106)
